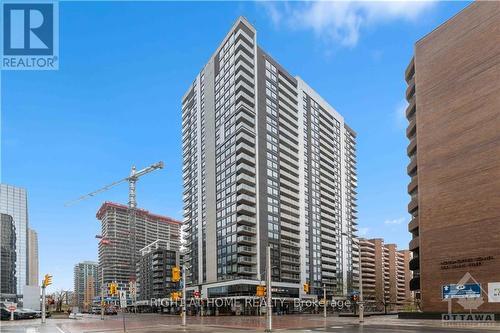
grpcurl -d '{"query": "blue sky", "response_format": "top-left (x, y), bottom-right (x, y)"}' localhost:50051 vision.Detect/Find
top-left (1, 1), bottom-right (470, 291)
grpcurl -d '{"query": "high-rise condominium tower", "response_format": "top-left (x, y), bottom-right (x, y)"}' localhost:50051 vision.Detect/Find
top-left (359, 238), bottom-right (412, 311)
top-left (182, 17), bottom-right (358, 299)
top-left (0, 184), bottom-right (28, 295)
top-left (28, 228), bottom-right (39, 286)
top-left (405, 2), bottom-right (500, 313)
top-left (74, 261), bottom-right (99, 312)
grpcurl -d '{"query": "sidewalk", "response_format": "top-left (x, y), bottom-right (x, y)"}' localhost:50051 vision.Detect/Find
top-left (322, 314), bottom-right (500, 331)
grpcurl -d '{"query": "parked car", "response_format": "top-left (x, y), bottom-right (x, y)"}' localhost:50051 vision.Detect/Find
top-left (1, 308), bottom-right (11, 320)
top-left (105, 307), bottom-right (117, 315)
top-left (69, 312), bottom-right (84, 319)
top-left (16, 309), bottom-right (37, 319)
top-left (23, 309), bottom-right (42, 318)
top-left (90, 306), bottom-right (101, 314)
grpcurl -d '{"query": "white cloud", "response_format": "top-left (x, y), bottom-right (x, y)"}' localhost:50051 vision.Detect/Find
top-left (395, 99), bottom-right (408, 129)
top-left (358, 227), bottom-right (370, 236)
top-left (261, 0), bottom-right (436, 47)
top-left (384, 217), bottom-right (406, 225)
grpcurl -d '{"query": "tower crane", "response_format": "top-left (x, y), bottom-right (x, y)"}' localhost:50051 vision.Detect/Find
top-left (65, 161), bottom-right (164, 282)
top-left (65, 161), bottom-right (164, 208)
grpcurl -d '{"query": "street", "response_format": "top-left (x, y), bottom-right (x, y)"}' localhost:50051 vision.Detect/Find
top-left (1, 314), bottom-right (500, 333)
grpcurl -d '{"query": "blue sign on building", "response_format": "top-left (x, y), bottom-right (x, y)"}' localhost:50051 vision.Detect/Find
top-left (442, 283), bottom-right (481, 299)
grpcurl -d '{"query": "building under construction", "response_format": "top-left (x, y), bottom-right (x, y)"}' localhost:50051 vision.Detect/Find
top-left (97, 202), bottom-right (181, 289)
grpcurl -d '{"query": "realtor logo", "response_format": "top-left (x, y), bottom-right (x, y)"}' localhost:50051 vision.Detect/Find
top-left (2, 1), bottom-right (58, 70)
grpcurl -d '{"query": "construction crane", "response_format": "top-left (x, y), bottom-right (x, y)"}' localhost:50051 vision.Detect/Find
top-left (65, 161), bottom-right (164, 282)
top-left (65, 161), bottom-right (164, 208)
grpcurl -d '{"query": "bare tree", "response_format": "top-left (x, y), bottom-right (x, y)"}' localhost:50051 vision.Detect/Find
top-left (53, 290), bottom-right (69, 312)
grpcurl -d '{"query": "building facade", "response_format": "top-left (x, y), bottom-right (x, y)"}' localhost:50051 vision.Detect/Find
top-left (28, 228), bottom-right (39, 286)
top-left (406, 2), bottom-right (500, 313)
top-left (182, 17), bottom-right (358, 299)
top-left (359, 238), bottom-right (412, 311)
top-left (73, 261), bottom-right (99, 312)
top-left (136, 240), bottom-right (179, 301)
top-left (1, 213), bottom-right (17, 295)
top-left (0, 184), bottom-right (28, 295)
top-left (97, 202), bottom-right (181, 289)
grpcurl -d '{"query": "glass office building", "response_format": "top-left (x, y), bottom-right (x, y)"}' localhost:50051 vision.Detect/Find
top-left (0, 184), bottom-right (28, 295)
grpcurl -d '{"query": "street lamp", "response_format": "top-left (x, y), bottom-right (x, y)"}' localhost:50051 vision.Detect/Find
top-left (357, 238), bottom-right (364, 324)
top-left (266, 245), bottom-right (272, 332)
top-left (340, 232), bottom-right (363, 324)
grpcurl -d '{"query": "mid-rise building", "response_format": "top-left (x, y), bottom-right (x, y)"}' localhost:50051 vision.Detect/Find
top-left (136, 240), bottom-right (179, 301)
top-left (0, 184), bottom-right (28, 295)
top-left (405, 2), bottom-right (500, 313)
top-left (1, 213), bottom-right (17, 295)
top-left (97, 202), bottom-right (181, 289)
top-left (73, 261), bottom-right (99, 312)
top-left (28, 228), bottom-right (39, 286)
top-left (359, 238), bottom-right (412, 311)
top-left (182, 17), bottom-right (358, 300)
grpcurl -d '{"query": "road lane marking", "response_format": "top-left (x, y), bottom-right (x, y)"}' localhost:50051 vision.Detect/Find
top-left (56, 325), bottom-right (67, 333)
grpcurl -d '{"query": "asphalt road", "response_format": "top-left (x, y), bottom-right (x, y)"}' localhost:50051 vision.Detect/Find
top-left (2, 315), bottom-right (499, 333)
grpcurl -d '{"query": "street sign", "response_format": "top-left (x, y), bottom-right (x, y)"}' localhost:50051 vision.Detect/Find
top-left (7, 303), bottom-right (16, 321)
top-left (488, 282), bottom-right (500, 303)
top-left (119, 290), bottom-right (127, 308)
top-left (443, 283), bottom-right (481, 299)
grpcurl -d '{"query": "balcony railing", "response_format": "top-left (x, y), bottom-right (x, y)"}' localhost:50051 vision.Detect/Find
top-left (409, 257), bottom-right (420, 271)
top-left (409, 276), bottom-right (420, 291)
top-left (236, 225), bottom-right (256, 235)
top-left (409, 236), bottom-right (419, 251)
top-left (408, 216), bottom-right (419, 233)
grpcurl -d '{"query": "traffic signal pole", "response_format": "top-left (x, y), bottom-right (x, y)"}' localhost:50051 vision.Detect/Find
top-left (41, 286), bottom-right (46, 324)
top-left (41, 274), bottom-right (52, 324)
top-left (101, 268), bottom-right (105, 320)
top-left (323, 284), bottom-right (327, 318)
top-left (182, 265), bottom-right (186, 327)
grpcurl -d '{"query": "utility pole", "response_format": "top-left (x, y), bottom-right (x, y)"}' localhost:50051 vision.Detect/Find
top-left (182, 265), bottom-right (187, 327)
top-left (323, 284), bottom-right (327, 318)
top-left (266, 245), bottom-right (272, 332)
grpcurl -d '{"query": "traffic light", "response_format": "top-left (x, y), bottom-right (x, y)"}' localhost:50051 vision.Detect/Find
top-left (172, 266), bottom-right (181, 283)
top-left (303, 283), bottom-right (309, 294)
top-left (352, 294), bottom-right (359, 302)
top-left (256, 285), bottom-right (266, 297)
top-left (171, 291), bottom-right (182, 301)
top-left (42, 274), bottom-right (52, 288)
top-left (109, 282), bottom-right (118, 296)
